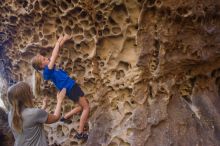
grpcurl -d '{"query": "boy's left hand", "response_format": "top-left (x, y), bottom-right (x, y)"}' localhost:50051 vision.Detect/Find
top-left (57, 35), bottom-right (64, 44)
top-left (63, 34), bottom-right (72, 42)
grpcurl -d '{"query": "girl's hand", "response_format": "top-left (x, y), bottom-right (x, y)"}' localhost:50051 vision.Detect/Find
top-left (57, 88), bottom-right (66, 103)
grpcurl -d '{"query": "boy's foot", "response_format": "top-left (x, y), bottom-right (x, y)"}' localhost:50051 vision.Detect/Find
top-left (60, 117), bottom-right (72, 124)
top-left (74, 132), bottom-right (88, 141)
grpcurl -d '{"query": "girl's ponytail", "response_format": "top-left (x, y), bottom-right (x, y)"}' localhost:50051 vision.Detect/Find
top-left (34, 70), bottom-right (42, 96)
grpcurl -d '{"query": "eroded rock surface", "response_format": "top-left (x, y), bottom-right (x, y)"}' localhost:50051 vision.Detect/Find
top-left (0, 0), bottom-right (220, 146)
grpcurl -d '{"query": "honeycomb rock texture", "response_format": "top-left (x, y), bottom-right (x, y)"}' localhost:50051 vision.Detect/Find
top-left (1, 0), bottom-right (220, 146)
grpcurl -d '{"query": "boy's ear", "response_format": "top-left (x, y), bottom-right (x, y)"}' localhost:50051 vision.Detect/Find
top-left (40, 64), bottom-right (44, 69)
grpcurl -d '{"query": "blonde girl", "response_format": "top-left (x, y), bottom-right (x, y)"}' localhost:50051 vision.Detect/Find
top-left (8, 81), bottom-right (65, 146)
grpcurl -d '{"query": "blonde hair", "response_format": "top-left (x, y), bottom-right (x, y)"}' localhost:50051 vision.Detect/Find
top-left (31, 56), bottom-right (43, 95)
top-left (7, 82), bottom-right (34, 133)
top-left (34, 71), bottom-right (42, 96)
top-left (31, 55), bottom-right (42, 71)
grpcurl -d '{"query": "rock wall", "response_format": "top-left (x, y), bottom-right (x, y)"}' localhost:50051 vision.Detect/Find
top-left (0, 0), bottom-right (220, 146)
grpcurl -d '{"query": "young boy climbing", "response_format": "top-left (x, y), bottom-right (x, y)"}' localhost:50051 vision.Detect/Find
top-left (31, 34), bottom-right (90, 140)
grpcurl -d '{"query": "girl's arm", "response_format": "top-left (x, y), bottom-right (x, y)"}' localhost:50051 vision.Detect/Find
top-left (45, 88), bottom-right (66, 124)
top-left (48, 34), bottom-right (72, 69)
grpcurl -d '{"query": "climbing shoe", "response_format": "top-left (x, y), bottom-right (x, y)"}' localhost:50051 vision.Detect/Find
top-left (60, 117), bottom-right (72, 124)
top-left (74, 132), bottom-right (88, 141)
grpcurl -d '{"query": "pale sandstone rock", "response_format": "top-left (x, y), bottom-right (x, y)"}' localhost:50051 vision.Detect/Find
top-left (0, 0), bottom-right (220, 146)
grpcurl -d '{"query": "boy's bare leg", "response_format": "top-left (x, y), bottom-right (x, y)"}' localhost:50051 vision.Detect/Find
top-left (64, 106), bottom-right (82, 119)
top-left (78, 96), bottom-right (90, 133)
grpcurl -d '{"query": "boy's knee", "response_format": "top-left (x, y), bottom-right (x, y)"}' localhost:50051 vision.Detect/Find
top-left (78, 106), bottom-right (83, 111)
top-left (86, 98), bottom-right (89, 104)
top-left (83, 105), bottom-right (90, 111)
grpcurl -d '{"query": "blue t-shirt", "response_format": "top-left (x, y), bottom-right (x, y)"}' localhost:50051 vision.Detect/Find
top-left (43, 65), bottom-right (75, 97)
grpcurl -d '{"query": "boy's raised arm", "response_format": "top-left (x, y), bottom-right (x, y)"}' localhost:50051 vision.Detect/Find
top-left (48, 34), bottom-right (72, 70)
top-left (48, 35), bottom-right (63, 69)
top-left (60, 34), bottom-right (72, 47)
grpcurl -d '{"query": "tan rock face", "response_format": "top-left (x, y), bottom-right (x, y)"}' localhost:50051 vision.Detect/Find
top-left (1, 0), bottom-right (220, 146)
